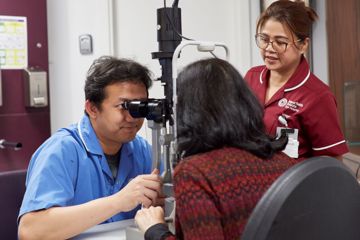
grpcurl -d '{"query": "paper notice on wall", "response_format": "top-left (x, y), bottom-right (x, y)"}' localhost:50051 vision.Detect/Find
top-left (0, 15), bottom-right (28, 69)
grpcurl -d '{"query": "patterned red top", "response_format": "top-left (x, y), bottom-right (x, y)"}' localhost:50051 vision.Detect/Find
top-left (163, 147), bottom-right (297, 240)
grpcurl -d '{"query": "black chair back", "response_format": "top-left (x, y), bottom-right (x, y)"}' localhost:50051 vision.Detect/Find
top-left (0, 169), bottom-right (27, 240)
top-left (241, 156), bottom-right (360, 240)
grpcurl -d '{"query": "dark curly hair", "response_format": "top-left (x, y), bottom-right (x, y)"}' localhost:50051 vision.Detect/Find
top-left (84, 56), bottom-right (152, 111)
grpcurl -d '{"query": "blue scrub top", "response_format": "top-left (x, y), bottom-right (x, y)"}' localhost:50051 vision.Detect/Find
top-left (19, 115), bottom-right (152, 223)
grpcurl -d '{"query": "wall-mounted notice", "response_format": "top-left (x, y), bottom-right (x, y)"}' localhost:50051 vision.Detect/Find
top-left (0, 15), bottom-right (28, 69)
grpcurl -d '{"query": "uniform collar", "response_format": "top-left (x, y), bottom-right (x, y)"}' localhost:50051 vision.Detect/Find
top-left (77, 114), bottom-right (104, 156)
top-left (259, 56), bottom-right (311, 92)
top-left (77, 115), bottom-right (135, 182)
top-left (77, 115), bottom-right (134, 158)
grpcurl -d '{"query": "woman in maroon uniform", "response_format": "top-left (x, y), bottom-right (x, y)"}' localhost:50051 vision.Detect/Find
top-left (134, 58), bottom-right (297, 239)
top-left (245, 1), bottom-right (348, 160)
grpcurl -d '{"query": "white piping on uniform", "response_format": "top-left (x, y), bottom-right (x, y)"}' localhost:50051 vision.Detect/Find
top-left (259, 68), bottom-right (266, 84)
top-left (312, 140), bottom-right (346, 151)
top-left (284, 70), bottom-right (311, 92)
top-left (77, 121), bottom-right (90, 152)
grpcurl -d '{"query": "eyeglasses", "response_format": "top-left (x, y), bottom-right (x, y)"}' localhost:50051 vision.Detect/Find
top-left (255, 34), bottom-right (302, 53)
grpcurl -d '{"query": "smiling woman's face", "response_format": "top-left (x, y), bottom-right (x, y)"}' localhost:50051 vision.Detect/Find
top-left (259, 19), bottom-right (307, 74)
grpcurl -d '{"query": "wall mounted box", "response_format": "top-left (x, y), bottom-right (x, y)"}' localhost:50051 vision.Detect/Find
top-left (23, 68), bottom-right (48, 107)
top-left (79, 34), bottom-right (93, 55)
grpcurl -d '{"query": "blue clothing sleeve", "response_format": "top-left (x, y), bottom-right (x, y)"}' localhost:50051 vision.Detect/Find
top-left (19, 134), bottom-right (79, 219)
top-left (19, 125), bottom-right (154, 223)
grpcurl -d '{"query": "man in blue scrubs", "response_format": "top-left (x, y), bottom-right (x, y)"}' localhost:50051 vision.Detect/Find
top-left (18, 56), bottom-right (162, 239)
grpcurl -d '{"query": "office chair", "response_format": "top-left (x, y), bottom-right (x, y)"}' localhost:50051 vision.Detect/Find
top-left (241, 156), bottom-right (360, 240)
top-left (0, 169), bottom-right (27, 240)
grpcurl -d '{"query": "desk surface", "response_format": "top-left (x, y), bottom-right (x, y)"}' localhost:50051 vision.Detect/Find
top-left (72, 219), bottom-right (137, 240)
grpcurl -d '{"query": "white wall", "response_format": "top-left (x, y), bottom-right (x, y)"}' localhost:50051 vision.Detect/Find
top-left (114, 0), bottom-right (253, 74)
top-left (250, 0), bottom-right (263, 66)
top-left (47, 0), bottom-right (114, 132)
top-left (312, 0), bottom-right (329, 84)
top-left (47, 0), bottom-right (255, 141)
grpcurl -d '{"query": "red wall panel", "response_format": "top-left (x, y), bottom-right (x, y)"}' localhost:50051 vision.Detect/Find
top-left (0, 0), bottom-right (50, 171)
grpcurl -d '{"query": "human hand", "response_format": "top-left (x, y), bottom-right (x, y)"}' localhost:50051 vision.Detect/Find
top-left (115, 169), bottom-right (162, 212)
top-left (152, 193), bottom-right (166, 207)
top-left (135, 206), bottom-right (165, 233)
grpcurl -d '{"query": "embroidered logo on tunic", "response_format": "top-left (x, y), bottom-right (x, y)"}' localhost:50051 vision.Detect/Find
top-left (278, 98), bottom-right (304, 112)
top-left (278, 98), bottom-right (288, 107)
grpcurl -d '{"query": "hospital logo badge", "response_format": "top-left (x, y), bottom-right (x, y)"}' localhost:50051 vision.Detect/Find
top-left (278, 98), bottom-right (288, 107)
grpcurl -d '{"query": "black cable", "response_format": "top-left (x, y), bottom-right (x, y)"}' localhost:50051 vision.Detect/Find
top-left (163, 0), bottom-right (194, 41)
top-left (166, 9), bottom-right (193, 41)
top-left (209, 51), bottom-right (218, 58)
top-left (172, 0), bottom-right (179, 7)
top-left (163, 0), bottom-right (218, 58)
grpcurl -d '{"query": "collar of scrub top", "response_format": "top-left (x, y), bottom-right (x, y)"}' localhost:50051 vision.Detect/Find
top-left (259, 55), bottom-right (311, 93)
top-left (77, 115), bottom-right (135, 183)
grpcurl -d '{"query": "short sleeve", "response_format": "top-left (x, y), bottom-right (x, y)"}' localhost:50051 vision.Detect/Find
top-left (19, 136), bottom-right (79, 219)
top-left (302, 93), bottom-right (348, 156)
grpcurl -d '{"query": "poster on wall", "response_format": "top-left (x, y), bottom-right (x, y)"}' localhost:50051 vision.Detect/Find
top-left (0, 15), bottom-right (28, 69)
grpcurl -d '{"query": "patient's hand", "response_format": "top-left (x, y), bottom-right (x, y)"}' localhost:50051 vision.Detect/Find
top-left (135, 206), bottom-right (165, 233)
